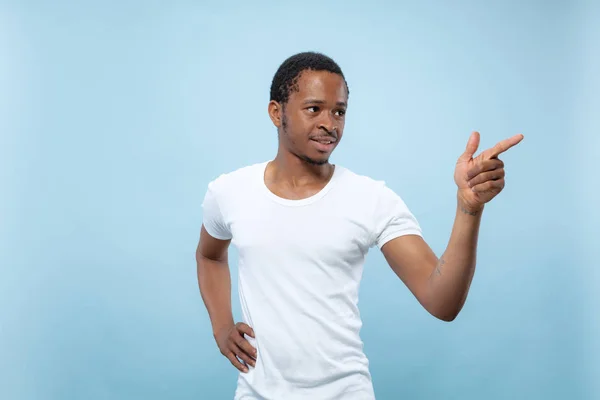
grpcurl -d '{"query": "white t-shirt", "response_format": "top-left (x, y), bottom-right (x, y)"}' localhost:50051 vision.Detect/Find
top-left (201, 161), bottom-right (422, 400)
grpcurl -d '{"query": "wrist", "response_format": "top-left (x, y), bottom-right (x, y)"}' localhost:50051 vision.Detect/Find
top-left (212, 320), bottom-right (234, 339)
top-left (457, 195), bottom-right (484, 216)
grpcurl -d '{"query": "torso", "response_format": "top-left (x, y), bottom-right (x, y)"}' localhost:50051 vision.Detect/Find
top-left (206, 160), bottom-right (420, 400)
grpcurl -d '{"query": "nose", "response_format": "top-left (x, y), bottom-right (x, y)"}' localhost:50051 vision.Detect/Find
top-left (318, 113), bottom-right (337, 135)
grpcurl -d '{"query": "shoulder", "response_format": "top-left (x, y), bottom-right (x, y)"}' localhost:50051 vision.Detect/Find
top-left (337, 165), bottom-right (413, 210)
top-left (336, 165), bottom-right (389, 194)
top-left (207, 161), bottom-right (267, 194)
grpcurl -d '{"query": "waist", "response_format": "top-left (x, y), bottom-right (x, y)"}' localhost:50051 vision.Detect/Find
top-left (241, 312), bottom-right (369, 392)
top-left (236, 362), bottom-right (373, 400)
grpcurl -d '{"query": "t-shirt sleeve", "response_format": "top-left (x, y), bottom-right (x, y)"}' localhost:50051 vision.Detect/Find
top-left (201, 181), bottom-right (233, 241)
top-left (371, 183), bottom-right (422, 249)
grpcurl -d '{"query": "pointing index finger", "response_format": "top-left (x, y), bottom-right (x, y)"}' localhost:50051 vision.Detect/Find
top-left (483, 134), bottom-right (524, 159)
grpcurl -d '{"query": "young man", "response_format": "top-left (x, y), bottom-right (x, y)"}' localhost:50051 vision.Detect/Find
top-left (197, 52), bottom-right (523, 399)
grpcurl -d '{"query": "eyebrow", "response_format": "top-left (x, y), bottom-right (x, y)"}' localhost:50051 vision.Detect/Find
top-left (303, 99), bottom-right (347, 107)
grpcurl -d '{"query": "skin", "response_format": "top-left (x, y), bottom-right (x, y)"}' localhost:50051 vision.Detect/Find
top-left (196, 69), bottom-right (524, 373)
top-left (264, 70), bottom-right (348, 199)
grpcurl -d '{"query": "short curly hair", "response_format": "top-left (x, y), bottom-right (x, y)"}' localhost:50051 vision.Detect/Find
top-left (269, 51), bottom-right (349, 107)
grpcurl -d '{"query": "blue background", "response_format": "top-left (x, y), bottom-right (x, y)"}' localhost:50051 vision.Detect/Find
top-left (1, 1), bottom-right (597, 399)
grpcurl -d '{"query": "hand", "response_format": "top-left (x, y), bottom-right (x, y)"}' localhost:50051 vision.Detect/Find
top-left (214, 322), bottom-right (257, 373)
top-left (454, 131), bottom-right (524, 212)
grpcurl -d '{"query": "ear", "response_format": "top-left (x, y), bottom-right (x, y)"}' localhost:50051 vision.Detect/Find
top-left (268, 100), bottom-right (283, 128)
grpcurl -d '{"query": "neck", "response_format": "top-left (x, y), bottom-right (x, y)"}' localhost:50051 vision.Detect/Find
top-left (268, 149), bottom-right (333, 187)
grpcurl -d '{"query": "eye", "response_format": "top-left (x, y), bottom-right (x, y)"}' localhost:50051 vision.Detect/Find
top-left (335, 109), bottom-right (346, 117)
top-left (307, 106), bottom-right (319, 113)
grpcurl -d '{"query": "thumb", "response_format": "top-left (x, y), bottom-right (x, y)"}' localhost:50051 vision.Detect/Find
top-left (460, 131), bottom-right (480, 160)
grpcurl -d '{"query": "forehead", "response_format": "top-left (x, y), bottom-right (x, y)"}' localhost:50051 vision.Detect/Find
top-left (291, 70), bottom-right (348, 102)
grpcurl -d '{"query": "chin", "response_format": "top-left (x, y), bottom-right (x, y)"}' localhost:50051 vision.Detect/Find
top-left (300, 154), bottom-right (329, 166)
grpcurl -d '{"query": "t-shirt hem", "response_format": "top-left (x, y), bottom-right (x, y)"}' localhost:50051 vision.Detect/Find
top-left (202, 222), bottom-right (233, 241)
top-left (377, 229), bottom-right (422, 249)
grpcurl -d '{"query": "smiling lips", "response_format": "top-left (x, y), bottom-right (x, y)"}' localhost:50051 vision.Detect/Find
top-left (311, 136), bottom-right (336, 144)
top-left (310, 136), bottom-right (337, 152)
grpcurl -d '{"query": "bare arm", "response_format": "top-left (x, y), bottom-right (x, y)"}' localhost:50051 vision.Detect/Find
top-left (428, 199), bottom-right (482, 320)
top-left (381, 197), bottom-right (482, 321)
top-left (196, 224), bottom-right (235, 335)
top-left (381, 131), bottom-right (523, 321)
top-left (196, 225), bottom-right (256, 372)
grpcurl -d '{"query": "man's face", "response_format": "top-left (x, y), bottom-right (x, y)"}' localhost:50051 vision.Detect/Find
top-left (272, 70), bottom-right (348, 165)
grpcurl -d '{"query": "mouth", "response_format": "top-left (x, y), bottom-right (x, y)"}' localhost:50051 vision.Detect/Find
top-left (310, 137), bottom-right (337, 152)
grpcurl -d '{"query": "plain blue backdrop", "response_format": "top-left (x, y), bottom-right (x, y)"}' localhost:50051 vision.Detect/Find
top-left (1, 1), bottom-right (598, 399)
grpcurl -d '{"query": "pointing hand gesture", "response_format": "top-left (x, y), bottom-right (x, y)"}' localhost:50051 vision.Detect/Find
top-left (454, 131), bottom-right (524, 213)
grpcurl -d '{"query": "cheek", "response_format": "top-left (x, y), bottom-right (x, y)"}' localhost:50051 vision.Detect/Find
top-left (289, 115), bottom-right (314, 137)
top-left (282, 126), bottom-right (302, 147)
top-left (337, 123), bottom-right (345, 139)
top-left (294, 113), bottom-right (314, 129)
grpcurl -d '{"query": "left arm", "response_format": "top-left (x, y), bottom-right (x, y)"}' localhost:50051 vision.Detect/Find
top-left (381, 197), bottom-right (483, 322)
top-left (381, 131), bottom-right (523, 321)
